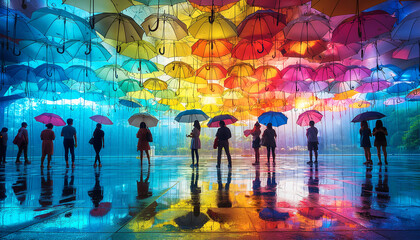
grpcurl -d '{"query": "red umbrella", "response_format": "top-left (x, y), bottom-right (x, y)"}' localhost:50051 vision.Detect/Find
top-left (207, 114), bottom-right (237, 127)
top-left (237, 10), bottom-right (286, 40)
top-left (246, 0), bottom-right (310, 9)
top-left (332, 10), bottom-right (396, 45)
top-left (232, 39), bottom-right (273, 60)
top-left (297, 110), bottom-right (323, 126)
top-left (89, 115), bottom-right (113, 125)
top-left (35, 113), bottom-right (66, 126)
top-left (223, 76), bottom-right (252, 89)
top-left (279, 40), bottom-right (327, 58)
top-left (90, 202), bottom-right (112, 217)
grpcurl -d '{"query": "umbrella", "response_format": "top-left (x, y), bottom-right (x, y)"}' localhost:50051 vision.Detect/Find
top-left (188, 12), bottom-right (237, 40)
top-left (196, 63), bottom-right (227, 80)
top-left (355, 81), bottom-right (391, 93)
top-left (207, 114), bottom-right (237, 127)
top-left (259, 208), bottom-right (290, 221)
top-left (297, 110), bottom-right (323, 126)
top-left (95, 65), bottom-right (130, 82)
top-left (175, 109), bottom-right (209, 123)
top-left (143, 78), bottom-right (168, 90)
top-left (328, 81), bottom-right (360, 93)
top-left (128, 113), bottom-right (159, 127)
top-left (118, 40), bottom-right (157, 59)
top-left (277, 81), bottom-right (310, 93)
top-left (38, 80), bottom-right (71, 92)
top-left (93, 13), bottom-right (144, 43)
top-left (142, 14), bottom-right (188, 40)
top-left (5, 65), bottom-right (38, 83)
top-left (118, 79), bottom-right (141, 93)
top-left (198, 83), bottom-right (225, 95)
top-left (258, 111), bottom-right (288, 127)
top-left (192, 39), bottom-right (233, 58)
top-left (283, 14), bottom-right (330, 41)
top-left (34, 64), bottom-right (68, 81)
top-left (351, 111), bottom-right (386, 122)
top-left (127, 89), bottom-right (155, 100)
top-left (316, 42), bottom-right (361, 62)
top-left (392, 40), bottom-right (420, 60)
top-left (153, 89), bottom-right (177, 99)
top-left (65, 40), bottom-right (112, 61)
top-left (90, 202), bottom-right (112, 217)
top-left (279, 40), bottom-right (327, 59)
top-left (311, 0), bottom-right (387, 17)
top-left (0, 9), bottom-right (45, 40)
top-left (406, 88), bottom-right (420, 101)
top-left (386, 81), bottom-right (416, 94)
top-left (356, 38), bottom-right (401, 60)
top-left (63, 0), bottom-right (133, 13)
top-left (232, 39), bottom-right (273, 60)
top-left (236, 10), bottom-right (286, 40)
top-left (254, 65), bottom-right (281, 81)
top-left (174, 211), bottom-right (210, 230)
top-left (90, 115), bottom-right (113, 125)
top-left (391, 10), bottom-right (420, 40)
top-left (35, 113), bottom-right (66, 126)
top-left (119, 97), bottom-right (143, 108)
top-left (335, 66), bottom-right (371, 82)
top-left (164, 61), bottom-right (194, 78)
top-left (314, 63), bottom-right (348, 81)
top-left (65, 65), bottom-right (101, 83)
top-left (156, 40), bottom-right (191, 58)
top-left (349, 100), bottom-right (371, 108)
top-left (122, 59), bottom-right (159, 75)
top-left (247, 0), bottom-right (310, 9)
top-left (227, 63), bottom-right (255, 77)
top-left (384, 97), bottom-right (405, 105)
top-left (281, 65), bottom-right (315, 81)
top-left (224, 76), bottom-right (251, 89)
top-left (19, 39), bottom-right (73, 63)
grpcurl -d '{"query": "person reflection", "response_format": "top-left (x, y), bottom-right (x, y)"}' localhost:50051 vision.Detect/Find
top-left (217, 168), bottom-right (232, 208)
top-left (190, 167), bottom-right (201, 217)
top-left (375, 166), bottom-right (390, 209)
top-left (357, 166), bottom-right (386, 220)
top-left (59, 169), bottom-right (76, 206)
top-left (0, 165), bottom-right (6, 201)
top-left (308, 164), bottom-right (320, 204)
top-left (39, 169), bottom-right (53, 207)
top-left (12, 165), bottom-right (27, 205)
top-left (88, 169), bottom-right (103, 208)
top-left (252, 165), bottom-right (262, 206)
top-left (137, 164), bottom-right (152, 199)
top-left (262, 165), bottom-right (277, 208)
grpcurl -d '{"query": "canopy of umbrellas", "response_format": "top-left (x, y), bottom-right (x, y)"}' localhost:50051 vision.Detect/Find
top-left (1, 0), bottom-right (420, 120)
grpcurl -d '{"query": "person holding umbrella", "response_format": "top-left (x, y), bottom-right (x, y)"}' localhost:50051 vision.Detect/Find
top-left (187, 120), bottom-right (201, 167)
top-left (137, 122), bottom-right (152, 164)
top-left (373, 120), bottom-right (388, 165)
top-left (92, 123), bottom-right (104, 168)
top-left (306, 121), bottom-right (319, 164)
top-left (216, 121), bottom-right (232, 168)
top-left (61, 119), bottom-right (77, 168)
top-left (262, 123), bottom-right (277, 165)
top-left (40, 123), bottom-right (55, 169)
top-left (250, 122), bottom-right (261, 166)
top-left (360, 120), bottom-right (372, 165)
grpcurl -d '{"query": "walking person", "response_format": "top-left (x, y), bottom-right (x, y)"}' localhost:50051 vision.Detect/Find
top-left (187, 120), bottom-right (201, 167)
top-left (373, 120), bottom-right (388, 165)
top-left (92, 123), bottom-right (104, 168)
top-left (40, 123), bottom-right (55, 169)
top-left (250, 122), bottom-right (261, 166)
top-left (262, 123), bottom-right (277, 165)
top-left (306, 121), bottom-right (319, 164)
top-left (61, 118), bottom-right (77, 168)
top-left (137, 122), bottom-right (152, 164)
top-left (0, 128), bottom-right (8, 164)
top-left (360, 120), bottom-right (372, 165)
top-left (216, 120), bottom-right (232, 168)
top-left (15, 122), bottom-right (30, 164)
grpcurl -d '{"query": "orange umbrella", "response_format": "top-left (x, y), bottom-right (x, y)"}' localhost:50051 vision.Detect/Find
top-left (196, 63), bottom-right (227, 80)
top-left (198, 83), bottom-right (225, 95)
top-left (223, 76), bottom-right (251, 89)
top-left (192, 39), bottom-right (233, 58)
top-left (254, 65), bottom-right (282, 81)
top-left (227, 63), bottom-right (255, 77)
top-left (279, 40), bottom-right (327, 58)
top-left (232, 39), bottom-right (273, 60)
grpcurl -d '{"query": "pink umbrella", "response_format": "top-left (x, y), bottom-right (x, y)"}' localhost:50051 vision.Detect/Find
top-left (246, 0), bottom-right (310, 9)
top-left (332, 11), bottom-right (396, 45)
top-left (283, 14), bottom-right (330, 41)
top-left (392, 41), bottom-right (419, 60)
top-left (89, 115), bottom-right (113, 125)
top-left (335, 66), bottom-right (371, 82)
top-left (384, 97), bottom-right (405, 105)
top-left (315, 63), bottom-right (348, 81)
top-left (355, 81), bottom-right (391, 93)
top-left (355, 38), bottom-right (401, 60)
top-left (281, 64), bottom-right (315, 81)
top-left (90, 202), bottom-right (112, 217)
top-left (207, 114), bottom-right (237, 127)
top-left (297, 110), bottom-right (323, 126)
top-left (35, 113), bottom-right (66, 126)
top-left (317, 42), bottom-right (361, 62)
top-left (277, 81), bottom-right (310, 93)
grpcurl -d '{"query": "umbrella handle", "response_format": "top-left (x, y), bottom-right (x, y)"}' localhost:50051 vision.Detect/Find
top-left (46, 68), bottom-right (53, 77)
top-left (138, 60), bottom-right (142, 72)
top-left (205, 64), bottom-right (211, 70)
top-left (21, 0), bottom-right (27, 9)
top-left (272, 51), bottom-right (276, 59)
top-left (1, 64), bottom-right (5, 73)
top-left (12, 45), bottom-right (21, 56)
top-left (116, 45), bottom-right (122, 53)
top-left (159, 46), bottom-right (165, 55)
top-left (208, 10), bottom-right (215, 24)
top-left (148, 20), bottom-right (159, 32)
top-left (257, 44), bottom-right (264, 54)
top-left (85, 42), bottom-right (92, 55)
top-left (89, 16), bottom-right (95, 29)
top-left (57, 43), bottom-right (65, 54)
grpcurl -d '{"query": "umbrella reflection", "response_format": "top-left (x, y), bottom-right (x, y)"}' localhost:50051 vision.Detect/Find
top-left (12, 165), bottom-right (27, 205)
top-left (217, 168), bottom-right (232, 208)
top-left (137, 164), bottom-right (152, 199)
top-left (59, 169), bottom-right (76, 206)
top-left (298, 164), bottom-right (323, 220)
top-left (39, 169), bottom-right (53, 207)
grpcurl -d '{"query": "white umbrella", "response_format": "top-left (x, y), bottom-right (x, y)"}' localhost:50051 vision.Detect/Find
top-left (128, 113), bottom-right (159, 127)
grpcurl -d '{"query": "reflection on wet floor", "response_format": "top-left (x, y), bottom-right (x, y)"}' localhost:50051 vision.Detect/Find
top-left (1, 155), bottom-right (420, 239)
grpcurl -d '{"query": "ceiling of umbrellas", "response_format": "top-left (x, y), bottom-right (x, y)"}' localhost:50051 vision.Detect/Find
top-left (1, 0), bottom-right (420, 119)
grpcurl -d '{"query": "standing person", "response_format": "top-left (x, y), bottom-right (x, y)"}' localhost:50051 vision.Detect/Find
top-left (262, 123), bottom-right (277, 164)
top-left (360, 120), bottom-right (372, 165)
top-left (250, 122), bottom-right (261, 166)
top-left (40, 123), bottom-right (55, 169)
top-left (187, 120), bottom-right (201, 167)
top-left (216, 120), bottom-right (232, 168)
top-left (0, 128), bottom-right (8, 164)
top-left (137, 122), bottom-right (152, 164)
top-left (373, 120), bottom-right (388, 165)
top-left (92, 123), bottom-right (105, 168)
top-left (61, 118), bottom-right (77, 168)
top-left (15, 122), bottom-right (30, 164)
top-left (306, 121), bottom-right (319, 164)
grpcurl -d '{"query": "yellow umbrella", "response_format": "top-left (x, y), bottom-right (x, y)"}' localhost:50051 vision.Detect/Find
top-left (198, 83), bottom-right (225, 95)
top-left (202, 104), bottom-right (220, 114)
top-left (181, 76), bottom-right (208, 88)
top-left (94, 13), bottom-right (144, 43)
top-left (243, 81), bottom-right (272, 94)
top-left (176, 88), bottom-right (200, 102)
top-left (349, 100), bottom-right (371, 108)
top-left (127, 88), bottom-right (154, 100)
top-left (196, 63), bottom-right (227, 80)
top-left (143, 78), bottom-right (168, 90)
top-left (189, 12), bottom-right (237, 40)
top-left (170, 103), bottom-right (186, 111)
top-left (63, 0), bottom-right (133, 13)
top-left (156, 40), bottom-right (191, 57)
top-left (164, 61), bottom-right (194, 78)
top-left (117, 40), bottom-right (157, 60)
top-left (227, 63), bottom-right (255, 77)
top-left (158, 98), bottom-right (179, 106)
top-left (222, 89), bottom-right (244, 99)
top-left (153, 89), bottom-right (177, 99)
top-left (333, 90), bottom-right (358, 100)
top-left (142, 14), bottom-right (188, 40)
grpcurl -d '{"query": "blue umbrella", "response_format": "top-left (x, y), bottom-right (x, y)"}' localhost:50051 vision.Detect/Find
top-left (351, 111), bottom-right (386, 123)
top-left (386, 81), bottom-right (417, 94)
top-left (65, 65), bottom-right (100, 82)
top-left (0, 39), bottom-right (32, 64)
top-left (35, 64), bottom-right (68, 81)
top-left (119, 98), bottom-right (142, 108)
top-left (38, 80), bottom-right (71, 92)
top-left (0, 9), bottom-right (45, 40)
top-left (259, 208), bottom-right (289, 221)
top-left (66, 40), bottom-right (112, 62)
top-left (258, 111), bottom-right (288, 127)
top-left (19, 39), bottom-right (73, 63)
top-left (175, 109), bottom-right (209, 123)
top-left (399, 66), bottom-right (420, 84)
top-left (122, 59), bottom-right (159, 74)
top-left (6, 65), bottom-right (38, 83)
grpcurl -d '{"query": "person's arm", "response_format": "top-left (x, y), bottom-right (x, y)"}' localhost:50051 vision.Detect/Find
top-left (274, 130), bottom-right (277, 138)
top-left (52, 132), bottom-right (55, 140)
top-left (40, 132), bottom-right (44, 141)
top-left (102, 132), bottom-right (105, 148)
top-left (74, 133), bottom-right (78, 148)
top-left (368, 129), bottom-right (372, 137)
top-left (372, 128), bottom-right (377, 136)
top-left (61, 128), bottom-right (64, 137)
top-left (384, 128), bottom-right (388, 136)
top-left (227, 128), bottom-right (232, 139)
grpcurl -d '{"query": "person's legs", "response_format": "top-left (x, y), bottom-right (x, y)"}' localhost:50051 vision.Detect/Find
top-left (194, 149), bottom-right (199, 166)
top-left (23, 144), bottom-right (29, 163)
top-left (271, 147), bottom-right (275, 163)
top-left (267, 147), bottom-right (271, 162)
top-left (224, 142), bottom-right (232, 167)
top-left (363, 147), bottom-right (369, 163)
top-left (367, 148), bottom-right (372, 162)
top-left (314, 150), bottom-right (318, 162)
top-left (191, 149), bottom-right (195, 165)
top-left (16, 145), bottom-right (23, 163)
top-left (217, 144), bottom-right (222, 167)
top-left (253, 148), bottom-right (259, 163)
top-left (69, 141), bottom-right (75, 166)
top-left (140, 150), bottom-right (143, 164)
top-left (64, 140), bottom-right (69, 166)
top-left (47, 154), bottom-right (52, 168)
top-left (41, 153), bottom-right (46, 167)
top-left (383, 146), bottom-right (388, 164)
top-left (309, 150), bottom-right (313, 163)
top-left (145, 150), bottom-right (150, 164)
top-left (376, 146), bottom-right (382, 164)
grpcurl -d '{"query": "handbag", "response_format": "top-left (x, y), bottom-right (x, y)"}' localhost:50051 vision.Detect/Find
top-left (89, 137), bottom-right (94, 145)
top-left (213, 137), bottom-right (218, 149)
top-left (146, 130), bottom-right (153, 142)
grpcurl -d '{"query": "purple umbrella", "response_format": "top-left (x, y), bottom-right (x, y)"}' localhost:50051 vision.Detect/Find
top-left (351, 111), bottom-right (386, 122)
top-left (207, 114), bottom-right (237, 128)
top-left (297, 110), bottom-right (323, 126)
top-left (35, 113), bottom-right (66, 126)
top-left (355, 81), bottom-right (391, 93)
top-left (89, 115), bottom-right (113, 125)
top-left (281, 64), bottom-right (315, 81)
top-left (392, 41), bottom-right (419, 60)
top-left (335, 66), bottom-right (371, 82)
top-left (246, 0), bottom-right (310, 9)
top-left (314, 63), bottom-right (347, 81)
top-left (277, 80), bottom-right (310, 93)
top-left (384, 97), bottom-right (405, 106)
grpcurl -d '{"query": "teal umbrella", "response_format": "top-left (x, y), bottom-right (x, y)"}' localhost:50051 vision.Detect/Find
top-left (122, 59), bottom-right (159, 74)
top-left (6, 65), bottom-right (38, 83)
top-left (38, 80), bottom-right (70, 92)
top-left (34, 64), bottom-right (68, 81)
top-left (0, 8), bottom-right (45, 40)
top-left (19, 39), bottom-right (73, 63)
top-left (65, 65), bottom-right (101, 83)
top-left (65, 40), bottom-right (112, 61)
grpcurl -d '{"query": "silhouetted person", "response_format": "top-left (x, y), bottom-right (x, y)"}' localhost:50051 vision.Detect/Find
top-left (0, 165), bottom-right (6, 201)
top-left (373, 120), bottom-right (388, 165)
top-left (216, 167), bottom-right (232, 208)
top-left (262, 123), bottom-right (277, 164)
top-left (137, 164), bottom-right (152, 199)
top-left (59, 169), bottom-right (76, 205)
top-left (216, 120), bottom-right (232, 168)
top-left (92, 123), bottom-right (104, 167)
top-left (0, 127), bottom-right (8, 164)
top-left (375, 166), bottom-right (390, 209)
top-left (15, 122), bottom-right (30, 164)
top-left (306, 121), bottom-right (319, 164)
top-left (137, 122), bottom-right (152, 164)
top-left (40, 123), bottom-right (55, 169)
top-left (360, 120), bottom-right (372, 165)
top-left (250, 122), bottom-right (261, 166)
top-left (12, 165), bottom-right (27, 204)
top-left (39, 169), bottom-right (53, 207)
top-left (61, 118), bottom-right (77, 168)
top-left (88, 169), bottom-right (103, 208)
top-left (187, 120), bottom-right (201, 167)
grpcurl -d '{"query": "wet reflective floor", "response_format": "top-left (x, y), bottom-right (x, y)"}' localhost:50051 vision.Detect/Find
top-left (1, 154), bottom-right (420, 239)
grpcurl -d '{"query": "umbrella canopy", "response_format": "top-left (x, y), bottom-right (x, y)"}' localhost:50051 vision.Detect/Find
top-left (19, 39), bottom-right (73, 63)
top-left (196, 63), bottom-right (227, 80)
top-left (351, 111), bottom-right (386, 122)
top-left (297, 110), bottom-right (323, 126)
top-left (89, 115), bottom-right (113, 125)
top-left (392, 10), bottom-right (420, 40)
top-left (63, 0), bottom-right (133, 13)
top-left (142, 14), bottom-right (188, 40)
top-left (283, 14), bottom-right (330, 41)
top-left (312, 0), bottom-right (387, 17)
top-left (237, 10), bottom-right (286, 40)
top-left (175, 109), bottom-right (209, 123)
top-left (384, 97), bottom-right (405, 105)
top-left (93, 13), bottom-right (144, 43)
top-left (247, 0), bottom-right (310, 9)
top-left (165, 61), bottom-right (194, 78)
top-left (207, 114), bottom-right (238, 127)
top-left (258, 111), bottom-right (288, 127)
top-left (66, 40), bottom-right (112, 61)
top-left (174, 211), bottom-right (210, 230)
top-left (227, 63), bottom-right (255, 77)
top-left (128, 113), bottom-right (159, 127)
top-left (189, 12), bottom-right (237, 40)
top-left (35, 113), bottom-right (66, 126)
top-left (232, 39), bottom-right (273, 60)
top-left (192, 39), bottom-right (233, 58)
top-left (279, 40), bottom-right (327, 58)
top-left (156, 40), bottom-right (191, 58)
